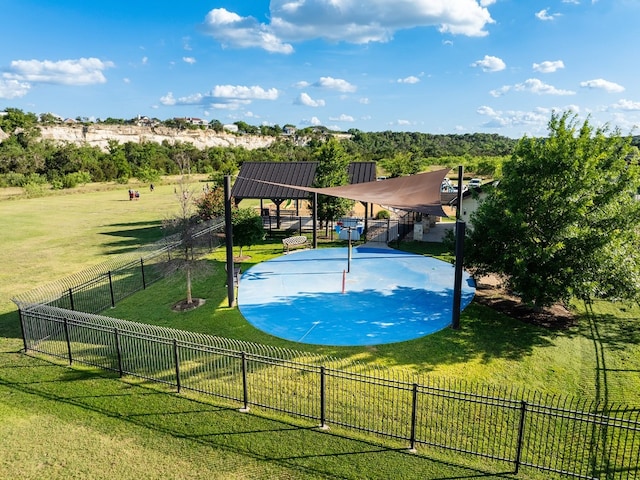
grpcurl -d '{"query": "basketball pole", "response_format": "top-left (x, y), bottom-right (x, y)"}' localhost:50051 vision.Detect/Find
top-left (452, 165), bottom-right (464, 330)
top-left (224, 175), bottom-right (235, 308)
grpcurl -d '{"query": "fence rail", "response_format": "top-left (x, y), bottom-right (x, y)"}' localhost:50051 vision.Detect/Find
top-left (17, 305), bottom-right (640, 480)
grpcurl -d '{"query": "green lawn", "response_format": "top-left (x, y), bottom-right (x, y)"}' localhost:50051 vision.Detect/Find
top-left (1, 183), bottom-right (639, 479)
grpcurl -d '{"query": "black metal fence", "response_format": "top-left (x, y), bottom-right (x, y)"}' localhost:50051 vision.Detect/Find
top-left (12, 215), bottom-right (640, 480)
top-left (262, 211), bottom-right (414, 244)
top-left (16, 305), bottom-right (640, 480)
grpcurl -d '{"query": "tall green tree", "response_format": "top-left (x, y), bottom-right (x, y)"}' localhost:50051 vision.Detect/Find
top-left (312, 137), bottom-right (353, 226)
top-left (380, 151), bottom-right (422, 178)
top-left (0, 107), bottom-right (38, 133)
top-left (466, 111), bottom-right (640, 308)
top-left (195, 186), bottom-right (225, 220)
top-left (232, 207), bottom-right (265, 257)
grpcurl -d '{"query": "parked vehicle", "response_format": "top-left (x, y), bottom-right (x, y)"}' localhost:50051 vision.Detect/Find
top-left (468, 178), bottom-right (482, 188)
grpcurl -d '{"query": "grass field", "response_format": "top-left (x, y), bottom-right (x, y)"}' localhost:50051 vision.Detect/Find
top-left (1, 181), bottom-right (639, 479)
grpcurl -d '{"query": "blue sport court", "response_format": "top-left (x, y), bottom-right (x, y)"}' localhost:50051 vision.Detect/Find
top-left (237, 246), bottom-right (476, 346)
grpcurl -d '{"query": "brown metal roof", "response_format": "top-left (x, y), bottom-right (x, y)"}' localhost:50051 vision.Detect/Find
top-left (348, 162), bottom-right (376, 184)
top-left (232, 162), bottom-right (318, 200)
top-left (231, 161), bottom-right (377, 201)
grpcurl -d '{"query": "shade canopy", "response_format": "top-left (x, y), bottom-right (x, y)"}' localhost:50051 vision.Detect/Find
top-left (237, 168), bottom-right (450, 217)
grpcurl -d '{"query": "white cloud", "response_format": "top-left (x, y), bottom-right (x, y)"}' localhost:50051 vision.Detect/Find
top-left (489, 86), bottom-right (510, 97)
top-left (212, 84), bottom-right (279, 100)
top-left (397, 75), bottom-right (420, 84)
top-left (314, 76), bottom-right (356, 93)
top-left (0, 78), bottom-right (31, 99)
top-left (359, 97), bottom-right (370, 104)
top-left (389, 118), bottom-right (412, 127)
top-left (477, 106), bottom-right (549, 130)
top-left (301, 116), bottom-right (323, 126)
top-left (160, 92), bottom-right (176, 106)
top-left (611, 99), bottom-right (640, 111)
top-left (202, 8), bottom-right (294, 54)
top-left (490, 78), bottom-right (575, 97)
top-left (471, 55), bottom-right (505, 72)
top-left (580, 78), bottom-right (625, 93)
top-left (4, 57), bottom-right (114, 86)
top-left (295, 92), bottom-right (325, 107)
top-left (329, 114), bottom-right (355, 122)
top-left (183, 57), bottom-right (196, 64)
top-left (294, 80), bottom-right (311, 88)
top-left (536, 9), bottom-right (561, 21)
top-left (532, 60), bottom-right (565, 73)
top-left (159, 84), bottom-right (279, 110)
top-left (174, 93), bottom-right (205, 104)
top-left (202, 1), bottom-right (495, 53)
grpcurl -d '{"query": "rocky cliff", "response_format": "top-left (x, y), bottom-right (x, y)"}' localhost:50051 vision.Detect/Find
top-left (35, 124), bottom-right (276, 151)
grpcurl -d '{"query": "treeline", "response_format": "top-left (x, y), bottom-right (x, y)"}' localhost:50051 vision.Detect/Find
top-left (346, 129), bottom-right (516, 158)
top-left (0, 108), bottom-right (514, 191)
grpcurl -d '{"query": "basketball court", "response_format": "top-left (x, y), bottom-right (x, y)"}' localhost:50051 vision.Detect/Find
top-left (237, 245), bottom-right (476, 346)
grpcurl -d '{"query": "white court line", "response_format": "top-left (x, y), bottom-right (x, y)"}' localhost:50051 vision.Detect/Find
top-left (298, 321), bottom-right (321, 342)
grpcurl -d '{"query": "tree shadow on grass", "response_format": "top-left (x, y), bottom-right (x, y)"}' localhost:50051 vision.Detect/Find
top-left (0, 309), bottom-right (21, 345)
top-left (99, 220), bottom-right (164, 255)
top-left (326, 302), bottom-right (565, 372)
top-left (0, 355), bottom-right (518, 480)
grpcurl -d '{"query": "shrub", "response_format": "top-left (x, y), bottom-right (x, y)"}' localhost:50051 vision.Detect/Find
top-left (62, 171), bottom-right (91, 189)
top-left (0, 172), bottom-right (26, 187)
top-left (375, 210), bottom-right (390, 219)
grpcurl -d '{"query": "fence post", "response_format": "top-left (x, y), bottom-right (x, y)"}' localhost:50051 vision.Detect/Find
top-left (173, 339), bottom-right (181, 393)
top-left (68, 288), bottom-right (75, 311)
top-left (409, 383), bottom-right (419, 452)
top-left (18, 309), bottom-right (28, 352)
top-left (514, 400), bottom-right (527, 474)
top-left (140, 258), bottom-right (146, 289)
top-left (319, 367), bottom-right (328, 429)
top-left (114, 328), bottom-right (123, 377)
top-left (63, 317), bottom-right (73, 365)
top-left (240, 352), bottom-right (250, 412)
top-left (108, 271), bottom-right (115, 308)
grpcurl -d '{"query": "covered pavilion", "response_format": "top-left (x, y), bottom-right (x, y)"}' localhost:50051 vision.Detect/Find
top-left (231, 161), bottom-right (377, 229)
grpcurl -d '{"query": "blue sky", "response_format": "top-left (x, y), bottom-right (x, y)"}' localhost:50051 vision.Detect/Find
top-left (1, 0), bottom-right (638, 138)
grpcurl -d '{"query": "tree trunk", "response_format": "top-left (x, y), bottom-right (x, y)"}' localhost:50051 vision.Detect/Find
top-left (186, 265), bottom-right (192, 305)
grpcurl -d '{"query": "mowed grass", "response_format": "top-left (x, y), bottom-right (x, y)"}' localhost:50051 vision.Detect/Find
top-left (1, 183), bottom-right (639, 479)
top-left (109, 243), bottom-right (640, 404)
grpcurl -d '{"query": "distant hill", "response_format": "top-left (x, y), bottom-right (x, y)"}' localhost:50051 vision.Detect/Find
top-left (36, 124), bottom-right (276, 151)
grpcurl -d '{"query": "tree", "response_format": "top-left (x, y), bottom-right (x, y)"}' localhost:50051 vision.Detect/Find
top-left (0, 107), bottom-right (38, 133)
top-left (195, 186), bottom-right (225, 220)
top-left (162, 153), bottom-right (204, 308)
top-left (209, 119), bottom-right (223, 133)
top-left (312, 137), bottom-right (353, 227)
top-left (232, 207), bottom-right (265, 257)
top-left (466, 111), bottom-right (640, 308)
top-left (380, 151), bottom-right (422, 178)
